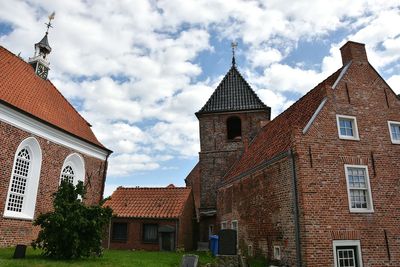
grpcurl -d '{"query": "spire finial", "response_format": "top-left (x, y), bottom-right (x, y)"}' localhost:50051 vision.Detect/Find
top-left (231, 41), bottom-right (238, 66)
top-left (45, 11), bottom-right (56, 35)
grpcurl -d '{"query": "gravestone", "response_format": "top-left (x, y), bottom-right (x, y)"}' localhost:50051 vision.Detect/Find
top-left (181, 254), bottom-right (199, 267)
top-left (13, 244), bottom-right (27, 259)
top-left (218, 229), bottom-right (237, 255)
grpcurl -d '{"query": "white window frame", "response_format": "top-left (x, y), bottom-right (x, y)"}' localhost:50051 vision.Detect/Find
top-left (344, 165), bottom-right (374, 213)
top-left (221, 221), bottom-right (227, 230)
top-left (336, 115), bottom-right (359, 140)
top-left (388, 121), bottom-right (400, 144)
top-left (4, 137), bottom-right (42, 220)
top-left (333, 240), bottom-right (363, 267)
top-left (59, 153), bottom-right (85, 186)
top-left (273, 245), bottom-right (281, 260)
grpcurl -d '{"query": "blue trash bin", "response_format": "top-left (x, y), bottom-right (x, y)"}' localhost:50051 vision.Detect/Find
top-left (209, 235), bottom-right (219, 256)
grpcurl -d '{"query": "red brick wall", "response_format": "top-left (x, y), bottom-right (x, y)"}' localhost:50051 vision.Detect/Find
top-left (104, 218), bottom-right (178, 251)
top-left (217, 157), bottom-right (298, 265)
top-left (198, 111), bottom-right (268, 210)
top-left (294, 60), bottom-right (400, 266)
top-left (0, 122), bottom-right (107, 247)
top-left (178, 192), bottom-right (195, 251)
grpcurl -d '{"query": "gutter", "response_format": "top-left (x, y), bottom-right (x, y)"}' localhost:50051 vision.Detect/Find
top-left (289, 149), bottom-right (302, 267)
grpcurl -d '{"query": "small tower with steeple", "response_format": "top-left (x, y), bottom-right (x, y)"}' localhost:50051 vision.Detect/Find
top-left (188, 42), bottom-right (271, 242)
top-left (28, 12), bottom-right (55, 80)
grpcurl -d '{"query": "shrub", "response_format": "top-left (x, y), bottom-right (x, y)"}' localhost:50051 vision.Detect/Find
top-left (32, 180), bottom-right (112, 259)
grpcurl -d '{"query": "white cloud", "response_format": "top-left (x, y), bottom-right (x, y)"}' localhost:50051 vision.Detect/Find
top-left (387, 75), bottom-right (400, 94)
top-left (1, 0), bottom-right (399, 186)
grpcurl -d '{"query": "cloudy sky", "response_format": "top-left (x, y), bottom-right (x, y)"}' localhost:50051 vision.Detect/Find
top-left (1, 0), bottom-right (399, 197)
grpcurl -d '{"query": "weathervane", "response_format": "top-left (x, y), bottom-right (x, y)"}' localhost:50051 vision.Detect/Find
top-left (231, 41), bottom-right (238, 66)
top-left (45, 11), bottom-right (56, 35)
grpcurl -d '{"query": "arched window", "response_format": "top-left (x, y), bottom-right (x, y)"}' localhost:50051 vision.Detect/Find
top-left (60, 153), bottom-right (85, 185)
top-left (4, 137), bottom-right (42, 220)
top-left (227, 116), bottom-right (242, 140)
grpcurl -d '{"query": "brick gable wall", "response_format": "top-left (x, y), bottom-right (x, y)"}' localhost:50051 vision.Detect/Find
top-left (0, 121), bottom-right (107, 247)
top-left (294, 60), bottom-right (400, 266)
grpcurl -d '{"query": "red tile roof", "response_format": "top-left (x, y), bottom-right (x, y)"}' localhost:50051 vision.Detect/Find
top-left (0, 46), bottom-right (107, 149)
top-left (104, 186), bottom-right (192, 219)
top-left (224, 67), bottom-right (343, 182)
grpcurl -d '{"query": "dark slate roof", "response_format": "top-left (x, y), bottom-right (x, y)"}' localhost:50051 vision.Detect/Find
top-left (196, 66), bottom-right (269, 116)
top-left (35, 33), bottom-right (52, 53)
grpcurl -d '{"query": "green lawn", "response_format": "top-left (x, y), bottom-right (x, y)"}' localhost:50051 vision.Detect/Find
top-left (0, 247), bottom-right (215, 267)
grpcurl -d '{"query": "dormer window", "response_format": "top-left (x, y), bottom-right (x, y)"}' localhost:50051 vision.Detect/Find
top-left (227, 116), bottom-right (242, 140)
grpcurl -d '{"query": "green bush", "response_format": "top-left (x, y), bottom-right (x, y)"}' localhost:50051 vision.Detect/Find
top-left (32, 180), bottom-right (112, 259)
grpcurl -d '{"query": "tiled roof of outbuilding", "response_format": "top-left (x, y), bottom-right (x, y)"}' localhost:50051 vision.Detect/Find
top-left (0, 46), bottom-right (108, 150)
top-left (224, 66), bottom-right (344, 182)
top-left (196, 66), bottom-right (269, 116)
top-left (104, 186), bottom-right (192, 219)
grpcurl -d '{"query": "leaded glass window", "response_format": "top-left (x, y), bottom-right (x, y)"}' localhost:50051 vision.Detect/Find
top-left (61, 165), bottom-right (74, 184)
top-left (7, 148), bottom-right (30, 212)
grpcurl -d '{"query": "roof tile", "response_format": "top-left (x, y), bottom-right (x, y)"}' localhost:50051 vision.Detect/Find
top-left (0, 46), bottom-right (107, 149)
top-left (197, 66), bottom-right (269, 115)
top-left (104, 186), bottom-right (192, 219)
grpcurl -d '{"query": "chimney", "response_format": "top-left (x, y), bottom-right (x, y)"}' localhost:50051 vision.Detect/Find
top-left (340, 41), bottom-right (368, 65)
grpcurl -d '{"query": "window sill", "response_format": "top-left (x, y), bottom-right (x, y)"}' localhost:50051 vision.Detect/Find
top-left (390, 140), bottom-right (400, 144)
top-left (111, 239), bottom-right (128, 243)
top-left (339, 136), bottom-right (360, 141)
top-left (3, 211), bottom-right (34, 221)
top-left (349, 209), bottom-right (374, 213)
top-left (142, 240), bottom-right (158, 244)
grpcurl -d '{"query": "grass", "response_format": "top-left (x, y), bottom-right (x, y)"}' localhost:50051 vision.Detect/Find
top-left (0, 247), bottom-right (216, 267)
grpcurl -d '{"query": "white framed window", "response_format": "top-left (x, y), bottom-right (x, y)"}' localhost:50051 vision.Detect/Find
top-left (336, 115), bottom-right (359, 140)
top-left (333, 240), bottom-right (363, 267)
top-left (273, 245), bottom-right (281, 260)
top-left (221, 221), bottom-right (227, 230)
top-left (344, 165), bottom-right (373, 213)
top-left (388, 121), bottom-right (400, 144)
top-left (4, 137), bottom-right (42, 220)
top-left (60, 153), bottom-right (85, 185)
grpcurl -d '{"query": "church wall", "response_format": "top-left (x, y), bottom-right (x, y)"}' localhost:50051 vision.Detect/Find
top-left (217, 157), bottom-right (298, 265)
top-left (0, 121), bottom-right (107, 247)
top-left (294, 60), bottom-right (400, 266)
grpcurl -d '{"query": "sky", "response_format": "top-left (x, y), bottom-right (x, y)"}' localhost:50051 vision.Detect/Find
top-left (0, 0), bottom-right (399, 197)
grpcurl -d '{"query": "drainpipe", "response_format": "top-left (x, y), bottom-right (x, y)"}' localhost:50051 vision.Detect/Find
top-left (289, 149), bottom-right (302, 267)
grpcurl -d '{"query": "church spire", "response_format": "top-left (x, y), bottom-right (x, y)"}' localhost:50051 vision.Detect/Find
top-left (29, 12), bottom-right (55, 80)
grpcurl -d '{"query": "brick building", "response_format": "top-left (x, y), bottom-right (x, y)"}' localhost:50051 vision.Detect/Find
top-left (103, 185), bottom-right (195, 251)
top-left (186, 41), bottom-right (400, 266)
top-left (0, 29), bottom-right (111, 247)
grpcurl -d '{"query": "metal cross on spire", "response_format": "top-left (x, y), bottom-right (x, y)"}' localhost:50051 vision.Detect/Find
top-left (45, 11), bottom-right (56, 35)
top-left (231, 41), bottom-right (238, 66)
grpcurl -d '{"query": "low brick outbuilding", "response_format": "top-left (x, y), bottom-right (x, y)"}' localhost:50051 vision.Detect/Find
top-left (103, 185), bottom-right (195, 251)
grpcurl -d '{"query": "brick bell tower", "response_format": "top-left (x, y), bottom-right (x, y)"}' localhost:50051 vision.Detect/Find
top-left (193, 43), bottom-right (271, 242)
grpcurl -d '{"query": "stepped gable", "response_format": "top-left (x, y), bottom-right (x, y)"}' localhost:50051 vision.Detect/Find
top-left (0, 46), bottom-right (107, 149)
top-left (224, 66), bottom-right (344, 182)
top-left (196, 65), bottom-right (269, 116)
top-left (104, 186), bottom-right (192, 219)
